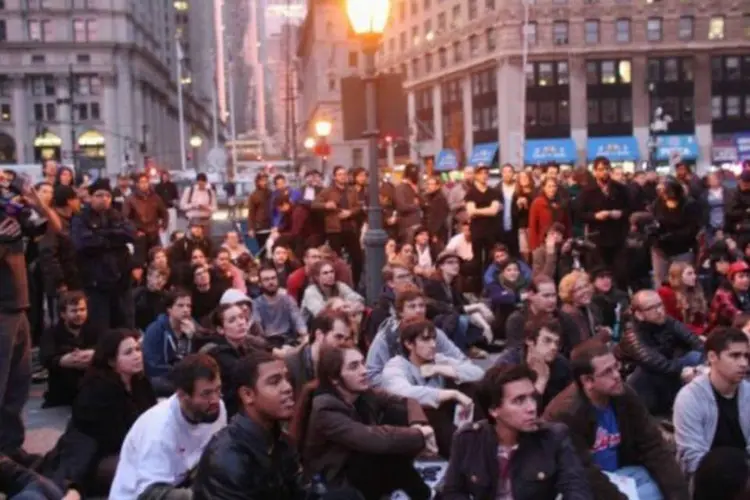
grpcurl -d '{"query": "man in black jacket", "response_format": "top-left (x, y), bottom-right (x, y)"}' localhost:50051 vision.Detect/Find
top-left (577, 156), bottom-right (632, 289)
top-left (441, 364), bottom-right (592, 500)
top-left (192, 352), bottom-right (304, 500)
top-left (70, 179), bottom-right (137, 331)
top-left (544, 339), bottom-right (689, 500)
top-left (620, 290), bottom-right (704, 415)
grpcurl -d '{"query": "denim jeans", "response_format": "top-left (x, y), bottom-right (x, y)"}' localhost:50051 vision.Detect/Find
top-left (611, 465), bottom-right (664, 500)
top-left (10, 481), bottom-right (63, 500)
top-left (628, 350), bottom-right (703, 415)
top-left (452, 314), bottom-right (483, 352)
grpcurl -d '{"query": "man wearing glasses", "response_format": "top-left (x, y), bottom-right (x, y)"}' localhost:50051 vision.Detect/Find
top-left (619, 290), bottom-right (704, 415)
top-left (544, 340), bottom-right (689, 500)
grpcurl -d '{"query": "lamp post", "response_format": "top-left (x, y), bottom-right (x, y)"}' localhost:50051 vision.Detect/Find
top-left (190, 134), bottom-right (203, 169)
top-left (647, 82), bottom-right (672, 171)
top-left (314, 119), bottom-right (332, 177)
top-left (346, 0), bottom-right (390, 304)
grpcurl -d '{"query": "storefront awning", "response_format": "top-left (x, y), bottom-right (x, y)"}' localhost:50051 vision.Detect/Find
top-left (735, 133), bottom-right (750, 162)
top-left (654, 135), bottom-right (698, 161)
top-left (435, 149), bottom-right (459, 171)
top-left (524, 138), bottom-right (577, 165)
top-left (467, 142), bottom-right (499, 167)
top-left (712, 136), bottom-right (738, 163)
top-left (587, 136), bottom-right (639, 162)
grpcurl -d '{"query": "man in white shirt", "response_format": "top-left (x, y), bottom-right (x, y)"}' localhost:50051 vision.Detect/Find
top-left (179, 174), bottom-right (217, 235)
top-left (109, 354), bottom-right (227, 500)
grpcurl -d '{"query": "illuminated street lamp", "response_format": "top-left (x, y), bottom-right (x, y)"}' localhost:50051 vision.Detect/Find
top-left (314, 120), bottom-right (332, 177)
top-left (189, 135), bottom-right (203, 148)
top-left (315, 120), bottom-right (332, 138)
top-left (303, 137), bottom-right (315, 150)
top-left (346, 0), bottom-right (390, 304)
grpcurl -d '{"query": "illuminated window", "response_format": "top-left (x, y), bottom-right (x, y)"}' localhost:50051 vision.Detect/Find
top-left (708, 16), bottom-right (724, 40)
top-left (538, 63), bottom-right (553, 86)
top-left (173, 1), bottom-right (188, 11)
top-left (601, 61), bottom-right (616, 84)
top-left (618, 60), bottom-right (631, 83)
top-left (552, 21), bottom-right (568, 45)
top-left (726, 95), bottom-right (740, 117)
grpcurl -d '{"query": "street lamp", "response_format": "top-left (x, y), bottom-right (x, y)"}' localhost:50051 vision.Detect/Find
top-left (648, 82), bottom-right (672, 170)
top-left (190, 134), bottom-right (202, 169)
top-left (303, 137), bottom-right (315, 150)
top-left (315, 120), bottom-right (332, 138)
top-left (314, 119), bottom-right (332, 177)
top-left (346, 0), bottom-right (390, 304)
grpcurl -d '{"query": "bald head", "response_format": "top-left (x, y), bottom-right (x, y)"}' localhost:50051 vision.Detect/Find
top-left (632, 290), bottom-right (665, 325)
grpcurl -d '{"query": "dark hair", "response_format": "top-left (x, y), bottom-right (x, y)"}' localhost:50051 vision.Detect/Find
top-left (274, 194), bottom-right (291, 208)
top-left (59, 290), bottom-right (86, 312)
top-left (705, 327), bottom-right (749, 356)
top-left (523, 317), bottom-right (561, 343)
top-left (332, 165), bottom-right (346, 177)
top-left (592, 156), bottom-right (610, 169)
top-left (164, 287), bottom-right (191, 309)
top-left (211, 302), bottom-right (244, 329)
top-left (544, 222), bottom-right (566, 239)
top-left (169, 354), bottom-right (220, 395)
top-left (491, 243), bottom-right (509, 256)
top-left (693, 447), bottom-right (750, 500)
top-left (258, 263), bottom-right (278, 277)
top-left (136, 172), bottom-right (149, 182)
top-left (527, 274), bottom-right (555, 294)
top-left (233, 351), bottom-right (277, 392)
top-left (273, 174), bottom-right (286, 185)
top-left (196, 173), bottom-right (207, 182)
top-left (570, 339), bottom-right (611, 386)
top-left (316, 346), bottom-right (349, 389)
top-left (215, 247), bottom-right (231, 259)
top-left (394, 283), bottom-right (425, 315)
top-left (398, 318), bottom-right (436, 354)
top-left (309, 259), bottom-right (335, 285)
top-left (88, 328), bottom-right (141, 376)
top-left (309, 309), bottom-right (350, 344)
top-left (543, 162), bottom-right (559, 174)
top-left (476, 364), bottom-right (536, 423)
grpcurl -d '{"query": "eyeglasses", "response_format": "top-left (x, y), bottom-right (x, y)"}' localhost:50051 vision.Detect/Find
top-left (638, 302), bottom-right (664, 313)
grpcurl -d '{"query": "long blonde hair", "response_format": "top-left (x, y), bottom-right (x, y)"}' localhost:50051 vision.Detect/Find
top-left (667, 261), bottom-right (708, 320)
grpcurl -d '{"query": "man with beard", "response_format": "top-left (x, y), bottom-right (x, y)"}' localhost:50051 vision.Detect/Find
top-left (252, 265), bottom-right (307, 350)
top-left (247, 172), bottom-right (272, 250)
top-left (123, 172), bottom-right (169, 274)
top-left (109, 354), bottom-right (226, 500)
top-left (423, 175), bottom-right (450, 247)
top-left (192, 352), bottom-right (304, 499)
top-left (674, 328), bottom-right (750, 477)
top-left (544, 339), bottom-right (689, 500)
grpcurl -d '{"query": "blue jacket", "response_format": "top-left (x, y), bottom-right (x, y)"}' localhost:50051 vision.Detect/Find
top-left (142, 314), bottom-right (194, 379)
top-left (483, 259), bottom-right (532, 287)
top-left (70, 206), bottom-right (136, 290)
top-left (270, 188), bottom-right (301, 227)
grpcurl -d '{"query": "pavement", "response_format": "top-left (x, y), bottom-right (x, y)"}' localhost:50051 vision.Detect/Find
top-left (23, 383), bottom-right (69, 456)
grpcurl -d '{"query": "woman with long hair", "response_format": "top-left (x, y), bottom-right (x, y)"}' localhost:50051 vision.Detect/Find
top-left (657, 261), bottom-right (708, 336)
top-left (513, 170), bottom-right (536, 262)
top-left (300, 260), bottom-right (364, 321)
top-left (528, 177), bottom-right (571, 252)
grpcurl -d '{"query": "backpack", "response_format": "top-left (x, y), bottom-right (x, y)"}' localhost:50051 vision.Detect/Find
top-left (187, 185), bottom-right (214, 206)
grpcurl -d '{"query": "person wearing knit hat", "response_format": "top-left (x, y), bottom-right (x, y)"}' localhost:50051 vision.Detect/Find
top-left (708, 260), bottom-right (750, 330)
top-left (53, 185), bottom-right (78, 208)
top-left (87, 177), bottom-right (112, 196)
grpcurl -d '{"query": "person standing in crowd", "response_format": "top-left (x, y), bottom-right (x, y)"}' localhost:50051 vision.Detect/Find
top-left (270, 174), bottom-right (301, 229)
top-left (724, 169), bottom-right (750, 239)
top-left (441, 364), bottom-right (592, 499)
top-left (111, 174), bottom-right (132, 213)
top-left (154, 171), bottom-right (179, 244)
top-left (123, 172), bottom-right (169, 273)
top-left (528, 177), bottom-right (570, 253)
top-left (42, 159), bottom-right (57, 185)
top-left (109, 355), bottom-right (226, 500)
top-left (393, 163), bottom-right (423, 242)
top-left (423, 175), bottom-right (450, 248)
top-left (313, 166), bottom-right (363, 285)
top-left (465, 165), bottom-right (501, 286)
top-left (577, 156), bottom-right (631, 288)
top-left (498, 164), bottom-right (520, 256)
top-left (674, 162), bottom-right (704, 201)
top-left (545, 339), bottom-right (689, 500)
top-left (180, 173), bottom-right (217, 236)
top-left (514, 170), bottom-right (536, 263)
top-left (192, 352), bottom-right (303, 499)
top-left (223, 175), bottom-right (237, 221)
top-left (673, 327), bottom-right (750, 478)
top-left (71, 178), bottom-right (136, 331)
top-left (702, 171), bottom-right (730, 245)
top-left (247, 172), bottom-right (272, 252)
top-left (0, 177), bottom-right (60, 464)
top-left (447, 166), bottom-right (474, 226)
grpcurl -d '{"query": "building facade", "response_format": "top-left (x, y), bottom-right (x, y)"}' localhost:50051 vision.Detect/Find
top-left (0, 0), bottom-right (218, 176)
top-left (377, 0), bottom-right (750, 170)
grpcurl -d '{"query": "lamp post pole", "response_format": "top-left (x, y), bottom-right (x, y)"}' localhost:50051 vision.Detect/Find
top-left (362, 40), bottom-right (387, 304)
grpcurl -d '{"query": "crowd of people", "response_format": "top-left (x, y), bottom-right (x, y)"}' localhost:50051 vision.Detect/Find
top-left (1, 155), bottom-right (750, 499)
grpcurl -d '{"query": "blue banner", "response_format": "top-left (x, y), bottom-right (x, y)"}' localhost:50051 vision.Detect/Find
top-left (524, 138), bottom-right (577, 164)
top-left (587, 136), bottom-right (639, 162)
top-left (735, 133), bottom-right (750, 162)
top-left (435, 149), bottom-right (459, 171)
top-left (467, 142), bottom-right (499, 167)
top-left (654, 135), bottom-right (698, 161)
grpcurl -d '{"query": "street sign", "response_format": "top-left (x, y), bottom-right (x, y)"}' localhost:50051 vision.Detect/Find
top-left (206, 147), bottom-right (227, 171)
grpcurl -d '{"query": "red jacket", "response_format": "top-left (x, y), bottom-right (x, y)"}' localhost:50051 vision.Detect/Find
top-left (528, 194), bottom-right (571, 251)
top-left (657, 285), bottom-right (707, 336)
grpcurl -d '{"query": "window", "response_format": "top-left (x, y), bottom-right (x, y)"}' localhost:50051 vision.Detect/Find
top-left (0, 20), bottom-right (5, 41)
top-left (33, 103), bottom-right (44, 121)
top-left (486, 0), bottom-right (495, 9)
top-left (410, 0), bottom-right (417, 14)
top-left (76, 53), bottom-right (91, 63)
top-left (1, 104), bottom-right (10, 122)
top-left (601, 99), bottom-right (618, 123)
top-left (438, 47), bottom-right (447, 68)
top-left (538, 63), bottom-right (554, 86)
top-left (584, 20), bottom-right (599, 44)
top-left (348, 51), bottom-right (358, 68)
top-left (557, 62), bottom-right (569, 84)
top-left (539, 102), bottom-right (555, 126)
top-left (399, 32), bottom-right (406, 50)
top-left (664, 58), bottom-right (678, 82)
top-left (621, 99), bottom-right (632, 122)
top-left (486, 27), bottom-right (496, 50)
top-left (424, 20), bottom-right (432, 37)
top-left (412, 58), bottom-right (419, 78)
top-left (681, 58), bottom-right (693, 81)
top-left (615, 18), bottom-right (630, 43)
top-left (31, 76), bottom-right (54, 96)
top-left (452, 4), bottom-right (460, 21)
top-left (437, 12), bottom-right (446, 30)
top-left (646, 18), bottom-right (662, 42)
top-left (45, 103), bottom-right (56, 120)
top-left (552, 21), bottom-right (568, 45)
top-left (425, 53), bottom-right (432, 72)
top-left (76, 103), bottom-right (88, 121)
top-left (711, 96), bottom-right (722, 119)
top-left (678, 16), bottom-right (693, 40)
top-left (586, 62), bottom-right (599, 84)
top-left (587, 100), bottom-right (599, 124)
top-left (28, 20), bottom-right (41, 41)
top-left (412, 26), bottom-right (419, 45)
top-left (398, 1), bottom-right (405, 21)
top-left (90, 102), bottom-right (100, 120)
top-left (31, 54), bottom-right (45, 64)
top-left (601, 61), bottom-right (616, 84)
top-left (526, 22), bottom-right (537, 45)
top-left (681, 97), bottom-right (693, 121)
top-left (744, 14), bottom-right (750, 39)
top-left (327, 76), bottom-right (336, 91)
top-left (0, 78), bottom-right (9, 98)
top-left (469, 34), bottom-right (478, 55)
top-left (352, 148), bottom-right (363, 167)
top-left (726, 56), bottom-right (741, 80)
top-left (558, 100), bottom-right (569, 124)
top-left (468, 0), bottom-right (478, 19)
top-left (618, 60), bottom-right (632, 83)
top-left (708, 16), bottom-right (724, 40)
top-left (526, 63), bottom-right (536, 86)
top-left (726, 96), bottom-right (741, 117)
top-left (527, 102), bottom-right (538, 126)
top-left (453, 40), bottom-right (462, 63)
top-left (745, 96), bottom-right (750, 117)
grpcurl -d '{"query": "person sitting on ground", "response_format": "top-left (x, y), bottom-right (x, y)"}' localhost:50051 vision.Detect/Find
top-left (381, 318), bottom-right (483, 456)
top-left (109, 354), bottom-right (227, 500)
top-left (658, 261), bottom-right (709, 337)
top-left (295, 345), bottom-right (436, 500)
top-left (673, 327), bottom-right (750, 478)
top-left (423, 251), bottom-right (492, 358)
top-left (531, 222), bottom-right (574, 283)
top-left (39, 291), bottom-right (97, 408)
top-left (285, 309), bottom-right (353, 396)
top-left (692, 447), bottom-right (750, 500)
top-left (252, 264), bottom-right (308, 350)
top-left (544, 339), bottom-right (690, 500)
top-left (620, 290), bottom-right (705, 415)
top-left (485, 259), bottom-right (529, 339)
top-left (285, 246), bottom-right (323, 303)
top-left (192, 353), bottom-right (304, 499)
top-left (300, 260), bottom-right (364, 321)
top-left (364, 261), bottom-right (414, 347)
top-left (133, 265), bottom-right (168, 331)
top-left (558, 270), bottom-right (610, 346)
top-left (366, 284), bottom-right (466, 388)
top-left (709, 260), bottom-right (750, 331)
top-left (190, 263), bottom-right (227, 324)
top-left (590, 267), bottom-right (630, 339)
top-left (496, 317), bottom-right (572, 411)
top-left (42, 329), bottom-right (156, 497)
top-left (142, 288), bottom-right (199, 396)
top-left (441, 364), bottom-right (592, 500)
top-left (483, 243), bottom-right (533, 287)
top-left (220, 229), bottom-right (250, 263)
top-left (213, 248), bottom-right (246, 294)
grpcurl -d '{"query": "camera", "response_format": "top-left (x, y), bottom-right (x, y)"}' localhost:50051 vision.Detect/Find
top-left (569, 238), bottom-right (597, 253)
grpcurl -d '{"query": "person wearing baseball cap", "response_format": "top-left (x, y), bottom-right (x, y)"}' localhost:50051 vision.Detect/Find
top-left (708, 260), bottom-right (750, 330)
